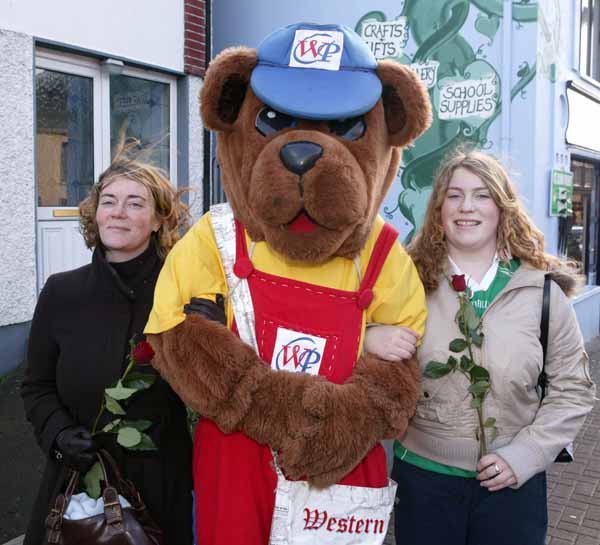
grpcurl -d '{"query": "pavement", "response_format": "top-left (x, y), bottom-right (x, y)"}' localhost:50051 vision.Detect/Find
top-left (2, 337), bottom-right (600, 545)
top-left (545, 337), bottom-right (600, 545)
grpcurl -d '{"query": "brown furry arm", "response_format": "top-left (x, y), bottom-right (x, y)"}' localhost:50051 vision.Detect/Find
top-left (148, 314), bottom-right (323, 449)
top-left (278, 353), bottom-right (420, 487)
top-left (148, 315), bottom-right (265, 431)
top-left (149, 316), bottom-right (419, 486)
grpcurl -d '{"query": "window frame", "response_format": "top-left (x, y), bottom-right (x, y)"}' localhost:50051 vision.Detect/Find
top-left (35, 47), bottom-right (178, 211)
top-left (567, 156), bottom-right (599, 284)
top-left (575, 0), bottom-right (600, 92)
top-left (35, 50), bottom-right (104, 219)
top-left (102, 63), bottom-right (178, 183)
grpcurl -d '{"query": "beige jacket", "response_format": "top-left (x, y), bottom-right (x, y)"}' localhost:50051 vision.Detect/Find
top-left (402, 263), bottom-right (596, 487)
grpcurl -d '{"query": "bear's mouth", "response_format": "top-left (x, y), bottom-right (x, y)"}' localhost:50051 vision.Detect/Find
top-left (286, 209), bottom-right (319, 233)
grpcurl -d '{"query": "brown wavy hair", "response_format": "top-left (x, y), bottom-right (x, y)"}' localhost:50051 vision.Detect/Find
top-left (408, 149), bottom-right (573, 293)
top-left (79, 140), bottom-right (190, 260)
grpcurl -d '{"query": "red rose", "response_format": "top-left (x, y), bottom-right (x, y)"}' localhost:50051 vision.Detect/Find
top-left (132, 341), bottom-right (155, 365)
top-left (451, 274), bottom-right (467, 292)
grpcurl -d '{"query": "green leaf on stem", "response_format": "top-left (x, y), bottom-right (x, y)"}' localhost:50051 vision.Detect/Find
top-left (105, 380), bottom-right (138, 401)
top-left (104, 394), bottom-right (126, 416)
top-left (460, 355), bottom-right (474, 372)
top-left (101, 419), bottom-right (121, 433)
top-left (122, 372), bottom-right (156, 391)
top-left (470, 365), bottom-right (490, 382)
top-left (447, 356), bottom-right (458, 370)
top-left (490, 426), bottom-right (498, 442)
top-left (128, 432), bottom-right (157, 451)
top-left (424, 361), bottom-right (453, 378)
top-left (470, 397), bottom-right (482, 409)
top-left (483, 417), bottom-right (496, 428)
top-left (121, 419), bottom-right (152, 432)
top-left (83, 462), bottom-right (103, 500)
top-left (464, 302), bottom-right (480, 330)
top-left (449, 338), bottom-right (467, 352)
top-left (468, 380), bottom-right (491, 396)
top-left (117, 427), bottom-right (142, 448)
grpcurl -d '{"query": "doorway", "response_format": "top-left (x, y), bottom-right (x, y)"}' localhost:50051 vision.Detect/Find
top-left (35, 48), bottom-right (178, 289)
top-left (561, 158), bottom-right (599, 284)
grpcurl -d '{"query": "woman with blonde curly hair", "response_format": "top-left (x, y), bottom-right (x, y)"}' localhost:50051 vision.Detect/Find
top-left (22, 144), bottom-right (195, 545)
top-left (365, 150), bottom-right (595, 545)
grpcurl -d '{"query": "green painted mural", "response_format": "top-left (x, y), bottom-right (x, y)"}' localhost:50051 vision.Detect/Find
top-left (355, 1), bottom-right (538, 241)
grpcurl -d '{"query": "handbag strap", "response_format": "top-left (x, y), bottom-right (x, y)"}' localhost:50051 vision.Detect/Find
top-left (98, 448), bottom-right (147, 510)
top-left (44, 450), bottom-right (129, 543)
top-left (537, 274), bottom-right (551, 400)
top-left (45, 469), bottom-right (79, 544)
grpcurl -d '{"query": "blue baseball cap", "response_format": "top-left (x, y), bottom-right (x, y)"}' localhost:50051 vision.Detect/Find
top-left (250, 22), bottom-right (381, 121)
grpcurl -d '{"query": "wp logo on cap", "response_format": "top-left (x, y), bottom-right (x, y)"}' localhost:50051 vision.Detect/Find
top-left (289, 30), bottom-right (344, 71)
top-left (251, 22), bottom-right (382, 121)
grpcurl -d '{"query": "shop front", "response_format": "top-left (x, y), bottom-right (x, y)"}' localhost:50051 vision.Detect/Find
top-left (209, 0), bottom-right (599, 339)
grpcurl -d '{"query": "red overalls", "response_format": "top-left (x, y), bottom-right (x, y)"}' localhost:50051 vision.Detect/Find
top-left (192, 220), bottom-right (399, 545)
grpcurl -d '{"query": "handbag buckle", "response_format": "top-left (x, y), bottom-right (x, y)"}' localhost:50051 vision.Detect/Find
top-left (103, 486), bottom-right (124, 527)
top-left (44, 507), bottom-right (63, 544)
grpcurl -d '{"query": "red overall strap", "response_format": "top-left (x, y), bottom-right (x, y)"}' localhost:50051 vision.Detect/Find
top-left (356, 223), bottom-right (400, 309)
top-left (233, 217), bottom-right (399, 309)
top-left (233, 219), bottom-right (255, 279)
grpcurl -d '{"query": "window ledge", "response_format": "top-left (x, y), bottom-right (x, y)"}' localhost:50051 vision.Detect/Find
top-left (573, 285), bottom-right (600, 304)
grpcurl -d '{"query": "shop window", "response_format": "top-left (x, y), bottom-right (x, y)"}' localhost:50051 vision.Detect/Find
top-left (560, 159), bottom-right (598, 282)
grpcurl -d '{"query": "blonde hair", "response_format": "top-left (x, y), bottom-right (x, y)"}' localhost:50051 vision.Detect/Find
top-left (409, 150), bottom-right (567, 293)
top-left (79, 140), bottom-right (190, 260)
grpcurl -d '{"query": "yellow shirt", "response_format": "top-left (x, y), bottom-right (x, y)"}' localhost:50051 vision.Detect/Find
top-left (145, 212), bottom-right (426, 353)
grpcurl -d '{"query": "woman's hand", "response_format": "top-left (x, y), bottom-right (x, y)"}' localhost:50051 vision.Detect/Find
top-left (364, 325), bottom-right (419, 362)
top-left (54, 425), bottom-right (96, 472)
top-left (476, 454), bottom-right (517, 492)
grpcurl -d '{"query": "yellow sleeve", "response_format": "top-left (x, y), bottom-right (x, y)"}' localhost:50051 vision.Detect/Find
top-left (144, 213), bottom-right (228, 334)
top-left (366, 241), bottom-right (427, 340)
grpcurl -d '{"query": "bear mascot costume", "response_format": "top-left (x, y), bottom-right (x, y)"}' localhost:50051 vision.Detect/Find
top-left (145, 22), bottom-right (432, 545)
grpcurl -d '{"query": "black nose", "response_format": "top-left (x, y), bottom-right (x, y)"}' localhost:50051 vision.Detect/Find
top-left (280, 141), bottom-right (323, 176)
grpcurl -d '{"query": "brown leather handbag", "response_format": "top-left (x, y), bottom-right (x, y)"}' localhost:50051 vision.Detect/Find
top-left (44, 450), bottom-right (164, 545)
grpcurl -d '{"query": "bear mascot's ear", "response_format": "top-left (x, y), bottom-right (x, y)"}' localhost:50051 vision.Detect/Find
top-left (377, 60), bottom-right (432, 147)
top-left (200, 47), bottom-right (257, 131)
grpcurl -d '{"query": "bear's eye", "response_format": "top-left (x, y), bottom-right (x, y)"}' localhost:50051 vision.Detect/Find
top-left (255, 107), bottom-right (297, 136)
top-left (328, 117), bottom-right (366, 141)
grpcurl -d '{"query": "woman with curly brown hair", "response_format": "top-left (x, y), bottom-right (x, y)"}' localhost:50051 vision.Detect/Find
top-left (21, 146), bottom-right (194, 545)
top-left (365, 150), bottom-right (595, 545)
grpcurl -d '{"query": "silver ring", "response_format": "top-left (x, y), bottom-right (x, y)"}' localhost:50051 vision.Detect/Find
top-left (494, 463), bottom-right (501, 475)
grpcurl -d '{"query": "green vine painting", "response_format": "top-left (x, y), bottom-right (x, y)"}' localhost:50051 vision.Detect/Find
top-left (356, 0), bottom-right (538, 241)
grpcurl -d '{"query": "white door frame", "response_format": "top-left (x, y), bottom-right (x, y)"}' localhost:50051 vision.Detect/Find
top-left (36, 49), bottom-right (104, 221)
top-left (34, 48), bottom-right (179, 289)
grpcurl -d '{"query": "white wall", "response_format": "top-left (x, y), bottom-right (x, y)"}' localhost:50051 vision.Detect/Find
top-left (0, 29), bottom-right (37, 327)
top-left (0, 0), bottom-right (184, 72)
top-left (187, 76), bottom-right (205, 221)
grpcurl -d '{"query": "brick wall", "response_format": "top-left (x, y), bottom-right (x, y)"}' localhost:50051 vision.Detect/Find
top-left (184, 0), bottom-right (207, 76)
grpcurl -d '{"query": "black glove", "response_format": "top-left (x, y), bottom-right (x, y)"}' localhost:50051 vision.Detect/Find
top-left (54, 425), bottom-right (96, 472)
top-left (184, 294), bottom-right (226, 325)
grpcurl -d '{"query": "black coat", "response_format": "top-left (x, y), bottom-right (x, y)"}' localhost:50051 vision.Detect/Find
top-left (21, 244), bottom-right (193, 545)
